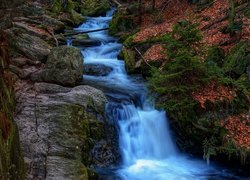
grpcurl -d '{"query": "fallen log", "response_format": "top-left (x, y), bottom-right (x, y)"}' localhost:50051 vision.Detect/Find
top-left (63, 28), bottom-right (109, 37)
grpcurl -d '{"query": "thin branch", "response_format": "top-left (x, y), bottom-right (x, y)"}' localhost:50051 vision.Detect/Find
top-left (134, 46), bottom-right (152, 68)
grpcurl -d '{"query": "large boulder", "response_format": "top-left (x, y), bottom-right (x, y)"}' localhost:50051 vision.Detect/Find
top-left (32, 46), bottom-right (83, 86)
top-left (14, 82), bottom-right (118, 179)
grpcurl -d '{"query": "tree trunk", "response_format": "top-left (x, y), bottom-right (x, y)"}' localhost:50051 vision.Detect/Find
top-left (228, 0), bottom-right (235, 27)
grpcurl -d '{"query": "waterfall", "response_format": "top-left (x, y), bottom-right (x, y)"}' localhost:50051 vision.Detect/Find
top-left (73, 8), bottom-right (236, 180)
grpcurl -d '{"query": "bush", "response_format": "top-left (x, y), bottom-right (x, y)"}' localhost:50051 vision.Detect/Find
top-left (223, 42), bottom-right (250, 79)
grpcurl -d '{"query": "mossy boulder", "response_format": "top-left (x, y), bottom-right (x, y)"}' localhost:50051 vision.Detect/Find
top-left (121, 47), bottom-right (136, 74)
top-left (109, 9), bottom-right (135, 37)
top-left (78, 0), bottom-right (110, 17)
top-left (15, 81), bottom-right (111, 178)
top-left (71, 9), bottom-right (85, 26)
top-left (33, 46), bottom-right (83, 86)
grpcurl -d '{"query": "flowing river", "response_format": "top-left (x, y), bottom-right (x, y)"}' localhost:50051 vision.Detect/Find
top-left (71, 9), bottom-right (242, 180)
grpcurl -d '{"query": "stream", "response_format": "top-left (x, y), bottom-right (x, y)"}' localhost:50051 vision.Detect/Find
top-left (71, 9), bottom-right (242, 180)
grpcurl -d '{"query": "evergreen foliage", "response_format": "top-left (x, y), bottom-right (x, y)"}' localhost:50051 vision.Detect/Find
top-left (149, 20), bottom-right (249, 162)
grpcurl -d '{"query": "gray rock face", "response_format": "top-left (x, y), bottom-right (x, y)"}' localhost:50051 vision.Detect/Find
top-left (14, 82), bottom-right (113, 179)
top-left (6, 30), bottom-right (51, 62)
top-left (36, 46), bottom-right (84, 86)
top-left (84, 64), bottom-right (113, 76)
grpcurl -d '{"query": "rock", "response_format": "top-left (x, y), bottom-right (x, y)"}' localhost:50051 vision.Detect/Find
top-left (20, 3), bottom-right (44, 17)
top-left (12, 14), bottom-right (65, 33)
top-left (14, 82), bottom-right (118, 179)
top-left (84, 64), bottom-right (113, 76)
top-left (122, 47), bottom-right (136, 74)
top-left (109, 9), bottom-right (135, 36)
top-left (72, 39), bottom-right (101, 47)
top-left (13, 22), bottom-right (52, 40)
top-left (11, 57), bottom-right (41, 67)
top-left (71, 10), bottom-right (85, 26)
top-left (74, 33), bottom-right (90, 40)
top-left (77, 0), bottom-right (110, 16)
top-left (57, 10), bottom-right (84, 27)
top-left (36, 15), bottom-right (65, 33)
top-left (36, 46), bottom-right (83, 86)
top-left (5, 30), bottom-right (52, 62)
top-left (9, 64), bottom-right (39, 79)
top-left (0, 0), bottom-right (24, 9)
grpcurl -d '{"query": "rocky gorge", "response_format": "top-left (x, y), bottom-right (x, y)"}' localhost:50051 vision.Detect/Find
top-left (0, 0), bottom-right (250, 179)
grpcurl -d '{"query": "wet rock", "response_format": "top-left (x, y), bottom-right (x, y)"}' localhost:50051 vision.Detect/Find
top-left (72, 39), bottom-right (101, 47)
top-left (121, 47), bottom-right (136, 74)
top-left (84, 64), bottom-right (113, 76)
top-left (5, 30), bottom-right (51, 62)
top-left (71, 10), bottom-right (85, 26)
top-left (34, 46), bottom-right (83, 86)
top-left (14, 82), bottom-right (112, 179)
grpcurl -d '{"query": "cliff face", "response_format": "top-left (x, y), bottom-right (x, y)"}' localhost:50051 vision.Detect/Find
top-left (0, 32), bottom-right (25, 180)
top-left (1, 0), bottom-right (118, 179)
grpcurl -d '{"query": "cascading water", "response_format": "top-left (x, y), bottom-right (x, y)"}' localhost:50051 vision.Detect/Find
top-left (72, 9), bottom-right (239, 180)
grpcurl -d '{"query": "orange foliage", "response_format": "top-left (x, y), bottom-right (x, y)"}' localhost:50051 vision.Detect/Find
top-left (222, 114), bottom-right (250, 150)
top-left (134, 0), bottom-right (191, 42)
top-left (133, 0), bottom-right (249, 51)
top-left (192, 81), bottom-right (235, 109)
top-left (143, 44), bottom-right (165, 61)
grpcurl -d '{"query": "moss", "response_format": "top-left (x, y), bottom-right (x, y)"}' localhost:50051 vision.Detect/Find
top-left (65, 0), bottom-right (75, 12)
top-left (52, 0), bottom-right (62, 13)
top-left (0, 34), bottom-right (25, 179)
top-left (71, 9), bottom-right (84, 26)
top-left (109, 9), bottom-right (136, 37)
top-left (80, 0), bottom-right (110, 16)
top-left (122, 47), bottom-right (136, 74)
top-left (245, 8), bottom-right (250, 18)
top-left (75, 34), bottom-right (89, 40)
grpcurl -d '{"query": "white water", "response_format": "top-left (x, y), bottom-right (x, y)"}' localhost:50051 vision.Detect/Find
top-left (73, 9), bottom-right (234, 180)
